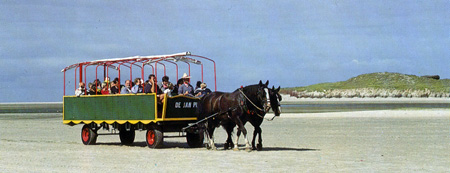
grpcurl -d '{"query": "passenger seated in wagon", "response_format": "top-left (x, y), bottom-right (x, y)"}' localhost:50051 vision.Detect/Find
top-left (75, 82), bottom-right (86, 96)
top-left (144, 74), bottom-right (164, 102)
top-left (194, 82), bottom-right (211, 98)
top-left (164, 83), bottom-right (174, 97)
top-left (120, 80), bottom-right (132, 94)
top-left (159, 76), bottom-right (172, 91)
top-left (110, 80), bottom-right (119, 94)
top-left (87, 83), bottom-right (101, 95)
top-left (131, 78), bottom-right (143, 94)
top-left (178, 73), bottom-right (194, 97)
top-left (172, 78), bottom-right (183, 95)
top-left (101, 82), bottom-right (110, 95)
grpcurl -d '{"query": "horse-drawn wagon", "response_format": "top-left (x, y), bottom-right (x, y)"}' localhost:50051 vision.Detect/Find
top-left (62, 52), bottom-right (216, 148)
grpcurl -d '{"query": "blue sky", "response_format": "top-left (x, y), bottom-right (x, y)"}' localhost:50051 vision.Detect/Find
top-left (1, 0), bottom-right (449, 102)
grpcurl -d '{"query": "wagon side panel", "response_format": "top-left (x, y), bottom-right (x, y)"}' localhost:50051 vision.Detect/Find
top-left (164, 96), bottom-right (199, 120)
top-left (63, 94), bottom-right (157, 124)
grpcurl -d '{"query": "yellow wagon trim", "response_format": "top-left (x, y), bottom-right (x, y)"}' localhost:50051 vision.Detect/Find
top-left (63, 120), bottom-right (160, 125)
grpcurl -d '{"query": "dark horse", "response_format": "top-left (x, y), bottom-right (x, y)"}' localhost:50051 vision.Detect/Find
top-left (234, 85), bottom-right (282, 151)
top-left (197, 81), bottom-right (270, 151)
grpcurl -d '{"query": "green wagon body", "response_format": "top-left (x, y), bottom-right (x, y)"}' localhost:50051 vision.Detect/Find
top-left (63, 94), bottom-right (199, 125)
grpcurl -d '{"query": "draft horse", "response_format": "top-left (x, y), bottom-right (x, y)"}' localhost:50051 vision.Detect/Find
top-left (197, 81), bottom-right (269, 151)
top-left (234, 85), bottom-right (282, 151)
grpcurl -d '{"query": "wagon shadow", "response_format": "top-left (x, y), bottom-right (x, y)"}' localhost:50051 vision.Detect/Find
top-left (93, 142), bottom-right (145, 147)
top-left (94, 142), bottom-right (319, 151)
top-left (94, 141), bottom-right (194, 149)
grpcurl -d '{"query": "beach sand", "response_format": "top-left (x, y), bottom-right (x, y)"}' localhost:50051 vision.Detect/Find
top-left (1, 109), bottom-right (449, 172)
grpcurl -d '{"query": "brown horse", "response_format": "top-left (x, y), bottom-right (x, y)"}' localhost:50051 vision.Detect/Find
top-left (197, 81), bottom-right (269, 151)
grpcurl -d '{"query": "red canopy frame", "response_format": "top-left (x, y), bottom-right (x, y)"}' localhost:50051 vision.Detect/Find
top-left (62, 52), bottom-right (217, 95)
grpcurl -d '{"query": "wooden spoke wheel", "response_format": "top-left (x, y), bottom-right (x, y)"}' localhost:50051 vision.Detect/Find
top-left (81, 124), bottom-right (97, 145)
top-left (119, 129), bottom-right (135, 145)
top-left (146, 126), bottom-right (163, 148)
top-left (186, 130), bottom-right (204, 148)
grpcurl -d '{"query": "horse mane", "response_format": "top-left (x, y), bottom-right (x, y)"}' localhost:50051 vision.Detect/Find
top-left (234, 84), bottom-right (264, 110)
top-left (233, 84), bottom-right (260, 93)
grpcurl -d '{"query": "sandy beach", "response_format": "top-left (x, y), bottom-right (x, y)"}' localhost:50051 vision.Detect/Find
top-left (1, 107), bottom-right (449, 172)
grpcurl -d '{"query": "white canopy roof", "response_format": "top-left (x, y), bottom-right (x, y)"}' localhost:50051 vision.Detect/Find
top-left (61, 52), bottom-right (201, 72)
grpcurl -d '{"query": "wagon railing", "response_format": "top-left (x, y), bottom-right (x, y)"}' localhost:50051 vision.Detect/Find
top-left (61, 52), bottom-right (217, 96)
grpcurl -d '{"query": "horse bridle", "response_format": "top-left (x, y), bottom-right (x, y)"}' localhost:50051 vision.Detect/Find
top-left (238, 88), bottom-right (273, 117)
top-left (239, 87), bottom-right (282, 121)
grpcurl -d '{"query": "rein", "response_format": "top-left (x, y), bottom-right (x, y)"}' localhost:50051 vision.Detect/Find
top-left (253, 110), bottom-right (277, 121)
top-left (238, 88), bottom-right (276, 121)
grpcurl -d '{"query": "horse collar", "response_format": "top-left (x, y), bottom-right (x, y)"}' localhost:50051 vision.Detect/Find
top-left (238, 88), bottom-right (265, 113)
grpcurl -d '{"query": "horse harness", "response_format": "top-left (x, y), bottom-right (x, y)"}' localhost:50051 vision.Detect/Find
top-left (238, 88), bottom-right (276, 121)
top-left (211, 88), bottom-right (275, 121)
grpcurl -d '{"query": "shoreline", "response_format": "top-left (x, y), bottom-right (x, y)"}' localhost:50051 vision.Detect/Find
top-left (0, 102), bottom-right (63, 113)
top-left (277, 109), bottom-right (450, 118)
top-left (280, 94), bottom-right (450, 104)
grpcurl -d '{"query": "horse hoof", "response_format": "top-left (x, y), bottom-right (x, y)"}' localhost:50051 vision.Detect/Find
top-left (233, 147), bottom-right (239, 151)
top-left (245, 147), bottom-right (252, 152)
top-left (256, 144), bottom-right (263, 151)
top-left (229, 142), bottom-right (234, 149)
top-left (206, 145), bottom-right (217, 150)
top-left (224, 143), bottom-right (229, 150)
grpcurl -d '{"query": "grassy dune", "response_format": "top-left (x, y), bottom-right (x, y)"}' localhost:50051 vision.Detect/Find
top-left (282, 72), bottom-right (450, 98)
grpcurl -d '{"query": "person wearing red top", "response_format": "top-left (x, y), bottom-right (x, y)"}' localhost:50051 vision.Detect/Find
top-left (101, 82), bottom-right (110, 95)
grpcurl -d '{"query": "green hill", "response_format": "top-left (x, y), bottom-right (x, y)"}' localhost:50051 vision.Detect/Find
top-left (285, 72), bottom-right (450, 93)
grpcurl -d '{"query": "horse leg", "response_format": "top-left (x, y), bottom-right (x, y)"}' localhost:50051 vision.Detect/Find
top-left (200, 123), bottom-right (210, 149)
top-left (234, 128), bottom-right (241, 151)
top-left (224, 121), bottom-right (235, 150)
top-left (255, 126), bottom-right (263, 151)
top-left (202, 122), bottom-right (212, 149)
top-left (252, 128), bottom-right (257, 150)
top-left (205, 122), bottom-right (216, 150)
top-left (233, 116), bottom-right (251, 152)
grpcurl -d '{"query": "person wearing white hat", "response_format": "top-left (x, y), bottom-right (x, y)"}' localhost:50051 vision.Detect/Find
top-left (178, 73), bottom-right (194, 97)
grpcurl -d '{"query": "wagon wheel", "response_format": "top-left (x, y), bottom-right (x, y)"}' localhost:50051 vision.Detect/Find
top-left (146, 125), bottom-right (163, 148)
top-left (186, 129), bottom-right (204, 148)
top-left (81, 124), bottom-right (97, 145)
top-left (119, 129), bottom-right (135, 145)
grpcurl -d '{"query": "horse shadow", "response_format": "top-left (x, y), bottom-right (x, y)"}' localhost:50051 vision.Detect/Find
top-left (260, 147), bottom-right (319, 152)
top-left (228, 144), bottom-right (319, 152)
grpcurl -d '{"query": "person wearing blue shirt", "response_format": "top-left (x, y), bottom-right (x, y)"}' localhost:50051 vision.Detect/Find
top-left (131, 78), bottom-right (143, 94)
top-left (178, 73), bottom-right (194, 97)
top-left (194, 83), bottom-right (212, 97)
top-left (121, 80), bottom-right (132, 94)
